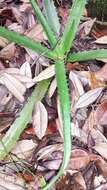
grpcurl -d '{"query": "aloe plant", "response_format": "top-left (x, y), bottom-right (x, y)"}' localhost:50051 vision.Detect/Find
top-left (0, 0), bottom-right (107, 189)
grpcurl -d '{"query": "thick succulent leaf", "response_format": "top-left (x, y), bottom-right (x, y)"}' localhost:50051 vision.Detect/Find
top-left (30, 0), bottom-right (57, 47)
top-left (58, 0), bottom-right (86, 55)
top-left (43, 0), bottom-right (60, 36)
top-left (0, 80), bottom-right (50, 159)
top-left (0, 27), bottom-right (55, 60)
top-left (68, 49), bottom-right (107, 62)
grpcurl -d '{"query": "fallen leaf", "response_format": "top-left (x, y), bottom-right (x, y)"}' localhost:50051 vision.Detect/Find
top-left (75, 87), bottom-right (103, 110)
top-left (69, 71), bottom-right (84, 98)
top-left (0, 43), bottom-right (15, 60)
top-left (0, 68), bottom-right (20, 75)
top-left (25, 24), bottom-right (46, 42)
top-left (37, 144), bottom-right (62, 161)
top-left (69, 149), bottom-right (90, 170)
top-left (3, 73), bottom-right (26, 94)
top-left (93, 142), bottom-right (107, 160)
top-left (94, 175), bottom-right (106, 189)
top-left (82, 110), bottom-right (96, 132)
top-left (95, 100), bottom-right (107, 125)
top-left (42, 159), bottom-right (62, 170)
top-left (20, 61), bottom-right (32, 79)
top-left (8, 23), bottom-right (24, 34)
top-left (0, 74), bottom-right (25, 102)
top-left (0, 37), bottom-right (9, 48)
top-left (91, 128), bottom-right (107, 144)
top-left (79, 18), bottom-right (96, 37)
top-left (12, 74), bottom-right (33, 83)
top-left (96, 63), bottom-right (107, 82)
top-left (95, 156), bottom-right (107, 179)
top-left (32, 101), bottom-right (48, 139)
top-left (95, 36), bottom-right (107, 44)
top-left (0, 172), bottom-right (27, 190)
top-left (75, 172), bottom-right (86, 190)
top-left (12, 7), bottom-right (24, 25)
top-left (11, 139), bottom-right (36, 159)
top-left (33, 65), bottom-right (55, 82)
top-left (48, 78), bottom-right (57, 98)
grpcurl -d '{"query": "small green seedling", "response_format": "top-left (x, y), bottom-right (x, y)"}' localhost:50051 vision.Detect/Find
top-left (0, 0), bottom-right (107, 189)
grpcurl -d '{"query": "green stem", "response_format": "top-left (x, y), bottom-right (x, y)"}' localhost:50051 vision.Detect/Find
top-left (0, 27), bottom-right (56, 60)
top-left (30, 0), bottom-right (57, 47)
top-left (0, 80), bottom-right (50, 159)
top-left (42, 60), bottom-right (71, 190)
top-left (68, 49), bottom-right (107, 62)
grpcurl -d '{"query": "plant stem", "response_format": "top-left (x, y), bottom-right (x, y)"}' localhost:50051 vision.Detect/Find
top-left (42, 60), bottom-right (71, 190)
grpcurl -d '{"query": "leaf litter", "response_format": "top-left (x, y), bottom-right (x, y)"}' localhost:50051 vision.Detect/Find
top-left (1, 0), bottom-right (107, 190)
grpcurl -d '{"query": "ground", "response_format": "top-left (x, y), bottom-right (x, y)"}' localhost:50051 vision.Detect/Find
top-left (0, 0), bottom-right (107, 190)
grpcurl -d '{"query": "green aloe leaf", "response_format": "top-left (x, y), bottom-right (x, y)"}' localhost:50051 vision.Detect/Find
top-left (58, 0), bottom-right (86, 55)
top-left (43, 0), bottom-right (60, 36)
top-left (68, 49), bottom-right (107, 62)
top-left (30, 0), bottom-right (57, 47)
top-left (0, 27), bottom-right (56, 60)
top-left (0, 80), bottom-right (50, 159)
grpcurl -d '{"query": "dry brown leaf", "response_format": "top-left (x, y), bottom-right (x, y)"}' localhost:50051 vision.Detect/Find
top-left (96, 58), bottom-right (107, 63)
top-left (42, 159), bottom-right (62, 170)
top-left (56, 119), bottom-right (88, 144)
top-left (8, 23), bottom-right (24, 34)
top-left (0, 37), bottom-right (9, 48)
top-left (94, 156), bottom-right (107, 179)
top-left (75, 173), bottom-right (86, 190)
top-left (11, 139), bottom-right (36, 159)
top-left (3, 73), bottom-right (26, 95)
top-left (25, 24), bottom-right (46, 42)
top-left (0, 43), bottom-right (15, 60)
top-left (93, 142), bottom-right (107, 160)
top-left (95, 183), bottom-right (107, 190)
top-left (1, 75), bottom-right (25, 102)
top-left (0, 68), bottom-right (20, 75)
top-left (94, 175), bottom-right (106, 189)
top-left (32, 101), bottom-right (48, 139)
top-left (0, 172), bottom-right (27, 190)
top-left (95, 100), bottom-right (107, 125)
top-left (79, 18), bottom-right (96, 37)
top-left (78, 71), bottom-right (104, 89)
top-left (95, 36), bottom-right (107, 44)
top-left (48, 78), bottom-right (57, 98)
top-left (13, 74), bottom-right (33, 83)
top-left (12, 7), bottom-right (24, 25)
top-left (37, 144), bottom-right (63, 161)
top-left (20, 61), bottom-right (32, 79)
top-left (91, 129), bottom-right (107, 144)
top-left (0, 85), bottom-right (12, 107)
top-left (69, 149), bottom-right (90, 170)
top-left (20, 61), bottom-right (34, 88)
top-left (96, 63), bottom-right (107, 82)
top-left (69, 71), bottom-right (84, 98)
top-left (82, 110), bottom-right (96, 132)
top-left (71, 122), bottom-right (88, 144)
top-left (33, 65), bottom-right (55, 82)
top-left (75, 87), bottom-right (103, 110)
